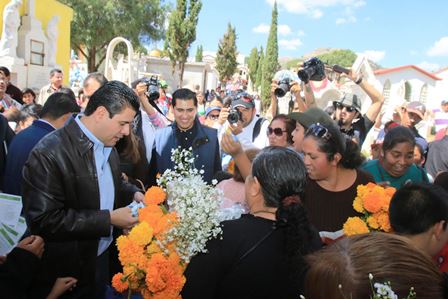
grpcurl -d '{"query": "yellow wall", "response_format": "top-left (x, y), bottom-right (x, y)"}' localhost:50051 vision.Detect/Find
top-left (0, 0), bottom-right (73, 85)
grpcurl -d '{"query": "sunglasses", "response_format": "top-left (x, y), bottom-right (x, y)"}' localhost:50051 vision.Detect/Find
top-left (267, 127), bottom-right (287, 136)
top-left (334, 102), bottom-right (356, 113)
top-left (306, 123), bottom-right (332, 141)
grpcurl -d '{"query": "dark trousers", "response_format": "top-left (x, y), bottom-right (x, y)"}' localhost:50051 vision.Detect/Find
top-left (60, 250), bottom-right (110, 299)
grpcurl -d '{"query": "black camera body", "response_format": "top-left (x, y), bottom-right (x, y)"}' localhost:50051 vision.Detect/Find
top-left (297, 57), bottom-right (326, 83)
top-left (227, 108), bottom-right (242, 124)
top-left (141, 76), bottom-right (160, 101)
top-left (275, 78), bottom-right (291, 97)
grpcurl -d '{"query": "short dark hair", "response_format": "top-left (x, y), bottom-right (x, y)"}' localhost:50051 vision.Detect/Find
top-left (0, 66), bottom-right (10, 77)
top-left (382, 126), bottom-right (416, 152)
top-left (58, 87), bottom-right (76, 99)
top-left (22, 88), bottom-right (36, 99)
top-left (270, 114), bottom-right (295, 144)
top-left (50, 68), bottom-right (63, 77)
top-left (84, 80), bottom-right (139, 117)
top-left (172, 88), bottom-right (197, 107)
top-left (40, 92), bottom-right (80, 120)
top-left (389, 183), bottom-right (448, 235)
top-left (83, 72), bottom-right (108, 88)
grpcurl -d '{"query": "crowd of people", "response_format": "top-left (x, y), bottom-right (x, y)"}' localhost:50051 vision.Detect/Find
top-left (1, 64), bottom-right (448, 299)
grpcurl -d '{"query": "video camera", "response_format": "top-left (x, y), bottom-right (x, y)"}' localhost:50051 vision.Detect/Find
top-left (141, 76), bottom-right (160, 101)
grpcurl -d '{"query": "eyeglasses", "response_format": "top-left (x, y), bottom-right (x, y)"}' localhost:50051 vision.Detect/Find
top-left (334, 102), bottom-right (356, 113)
top-left (306, 123), bottom-right (332, 141)
top-left (207, 114), bottom-right (220, 120)
top-left (267, 127), bottom-right (287, 136)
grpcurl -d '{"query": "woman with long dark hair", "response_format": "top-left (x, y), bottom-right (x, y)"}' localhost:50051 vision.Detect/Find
top-left (182, 146), bottom-right (321, 299)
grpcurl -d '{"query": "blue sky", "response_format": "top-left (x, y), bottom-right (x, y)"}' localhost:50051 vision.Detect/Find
top-left (173, 0), bottom-right (448, 71)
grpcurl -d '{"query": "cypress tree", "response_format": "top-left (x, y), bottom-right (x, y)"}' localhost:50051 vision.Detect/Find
top-left (255, 46), bottom-right (264, 92)
top-left (247, 47), bottom-right (259, 90)
top-left (215, 23), bottom-right (238, 82)
top-left (261, 1), bottom-right (279, 108)
top-left (195, 45), bottom-right (203, 62)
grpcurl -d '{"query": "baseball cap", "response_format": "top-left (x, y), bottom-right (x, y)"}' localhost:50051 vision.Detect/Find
top-left (406, 101), bottom-right (426, 120)
top-left (231, 92), bottom-right (255, 109)
top-left (335, 93), bottom-right (362, 112)
top-left (289, 107), bottom-right (335, 129)
top-left (441, 99), bottom-right (448, 105)
top-left (159, 80), bottom-right (168, 89)
top-left (205, 106), bottom-right (221, 117)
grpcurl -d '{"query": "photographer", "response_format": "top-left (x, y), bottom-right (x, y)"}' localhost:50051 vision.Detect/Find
top-left (218, 92), bottom-right (269, 151)
top-left (270, 79), bottom-right (316, 117)
top-left (332, 70), bottom-right (384, 146)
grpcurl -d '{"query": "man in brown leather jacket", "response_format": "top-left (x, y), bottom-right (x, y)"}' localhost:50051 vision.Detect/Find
top-left (22, 81), bottom-right (144, 299)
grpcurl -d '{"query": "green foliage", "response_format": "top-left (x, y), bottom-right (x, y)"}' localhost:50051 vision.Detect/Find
top-left (255, 46), bottom-right (264, 92)
top-left (317, 49), bottom-right (357, 67)
top-left (285, 58), bottom-right (303, 70)
top-left (195, 45), bottom-right (203, 62)
top-left (60, 0), bottom-right (168, 72)
top-left (261, 2), bottom-right (279, 108)
top-left (247, 47), bottom-right (259, 89)
top-left (215, 23), bottom-right (238, 82)
top-left (165, 0), bottom-right (202, 85)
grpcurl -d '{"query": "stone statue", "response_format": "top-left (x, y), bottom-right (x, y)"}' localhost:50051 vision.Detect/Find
top-left (0, 0), bottom-right (22, 57)
top-left (46, 16), bottom-right (60, 67)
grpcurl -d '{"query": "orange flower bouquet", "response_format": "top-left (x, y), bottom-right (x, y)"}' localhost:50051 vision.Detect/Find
top-left (112, 186), bottom-right (186, 299)
top-left (343, 182), bottom-right (396, 236)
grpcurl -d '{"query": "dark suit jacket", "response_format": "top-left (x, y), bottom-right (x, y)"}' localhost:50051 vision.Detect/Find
top-left (4, 120), bottom-right (55, 195)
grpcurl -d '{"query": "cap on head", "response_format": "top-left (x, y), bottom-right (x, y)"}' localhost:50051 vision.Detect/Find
top-left (406, 101), bottom-right (426, 120)
top-left (205, 106), bottom-right (221, 117)
top-left (335, 93), bottom-right (362, 112)
top-left (231, 93), bottom-right (255, 109)
top-left (289, 107), bottom-right (335, 129)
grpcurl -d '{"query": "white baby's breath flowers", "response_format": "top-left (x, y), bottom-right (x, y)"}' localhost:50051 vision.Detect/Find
top-left (157, 147), bottom-right (223, 263)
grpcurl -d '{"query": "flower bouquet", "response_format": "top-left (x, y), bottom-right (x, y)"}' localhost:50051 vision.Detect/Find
top-left (343, 183), bottom-right (396, 236)
top-left (112, 147), bottom-right (224, 298)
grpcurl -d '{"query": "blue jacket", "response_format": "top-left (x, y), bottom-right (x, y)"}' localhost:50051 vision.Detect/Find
top-left (154, 118), bottom-right (221, 184)
top-left (4, 120), bottom-right (55, 195)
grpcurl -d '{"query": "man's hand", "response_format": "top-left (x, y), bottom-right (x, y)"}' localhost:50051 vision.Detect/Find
top-left (290, 81), bottom-right (301, 96)
top-left (228, 121), bottom-right (243, 135)
top-left (271, 80), bottom-right (278, 97)
top-left (17, 235), bottom-right (45, 259)
top-left (133, 191), bottom-right (145, 203)
top-left (218, 107), bottom-right (230, 125)
top-left (136, 82), bottom-right (148, 99)
top-left (110, 207), bottom-right (138, 229)
top-left (221, 132), bottom-right (243, 156)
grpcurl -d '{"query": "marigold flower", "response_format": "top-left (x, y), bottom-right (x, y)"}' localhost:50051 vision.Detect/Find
top-left (112, 273), bottom-right (128, 293)
top-left (376, 211), bottom-right (392, 232)
top-left (363, 192), bottom-right (382, 213)
top-left (129, 222), bottom-right (153, 246)
top-left (353, 196), bottom-right (365, 213)
top-left (343, 217), bottom-right (370, 236)
top-left (145, 186), bottom-right (167, 205)
top-left (367, 215), bottom-right (379, 230)
top-left (116, 235), bottom-right (144, 265)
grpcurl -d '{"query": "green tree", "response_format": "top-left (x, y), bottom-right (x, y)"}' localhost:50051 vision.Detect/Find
top-left (317, 49), bottom-right (357, 67)
top-left (60, 0), bottom-right (168, 72)
top-left (195, 45), bottom-right (203, 62)
top-left (255, 46), bottom-right (264, 92)
top-left (261, 1), bottom-right (279, 108)
top-left (165, 0), bottom-right (202, 86)
top-left (215, 23), bottom-right (238, 82)
top-left (247, 47), bottom-right (259, 90)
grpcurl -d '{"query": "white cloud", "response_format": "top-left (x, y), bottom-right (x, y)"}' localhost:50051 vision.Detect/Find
top-left (336, 16), bottom-right (357, 25)
top-left (279, 38), bottom-right (303, 50)
top-left (357, 50), bottom-right (386, 62)
top-left (252, 23), bottom-right (270, 34)
top-left (278, 24), bottom-right (292, 36)
top-left (417, 61), bottom-right (440, 72)
top-left (266, 0), bottom-right (364, 17)
top-left (427, 37), bottom-right (448, 57)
